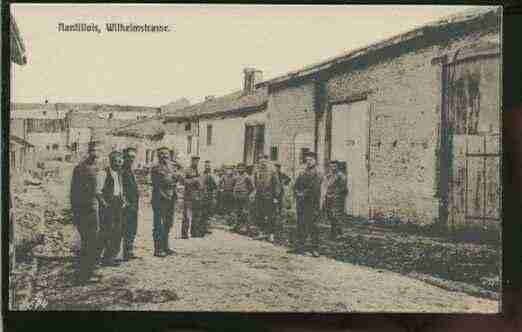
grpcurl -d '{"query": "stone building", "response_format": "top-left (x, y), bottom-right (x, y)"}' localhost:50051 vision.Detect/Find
top-left (9, 135), bottom-right (35, 174)
top-left (260, 7), bottom-right (501, 229)
top-left (163, 68), bottom-right (268, 169)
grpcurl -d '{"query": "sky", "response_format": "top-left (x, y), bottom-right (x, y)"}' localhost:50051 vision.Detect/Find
top-left (11, 4), bottom-right (484, 107)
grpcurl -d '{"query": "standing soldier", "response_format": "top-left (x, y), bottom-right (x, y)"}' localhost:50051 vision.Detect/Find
top-left (274, 163), bottom-right (291, 216)
top-left (182, 156), bottom-right (203, 238)
top-left (70, 140), bottom-right (103, 284)
top-left (121, 147), bottom-right (140, 260)
top-left (292, 151), bottom-right (322, 257)
top-left (323, 160), bottom-right (348, 240)
top-left (200, 160), bottom-right (217, 236)
top-left (254, 155), bottom-right (281, 242)
top-left (232, 163), bottom-right (254, 233)
top-left (99, 151), bottom-right (127, 266)
top-left (151, 147), bottom-right (180, 257)
top-left (218, 166), bottom-right (236, 217)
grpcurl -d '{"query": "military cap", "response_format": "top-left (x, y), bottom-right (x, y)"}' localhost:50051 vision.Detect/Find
top-left (304, 151), bottom-right (317, 159)
top-left (124, 146), bottom-right (137, 154)
top-left (109, 150), bottom-right (124, 160)
top-left (87, 139), bottom-right (101, 151)
top-left (191, 156), bottom-right (201, 161)
top-left (156, 146), bottom-right (170, 152)
top-left (204, 160), bottom-right (211, 163)
top-left (274, 163), bottom-right (282, 168)
top-left (237, 162), bottom-right (246, 168)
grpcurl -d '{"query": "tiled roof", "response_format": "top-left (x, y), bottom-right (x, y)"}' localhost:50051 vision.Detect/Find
top-left (257, 7), bottom-right (500, 87)
top-left (11, 14), bottom-right (27, 65)
top-left (11, 102), bottom-right (160, 113)
top-left (67, 112), bottom-right (132, 129)
top-left (164, 88), bottom-right (268, 122)
top-left (109, 117), bottom-right (166, 139)
top-left (10, 135), bottom-right (34, 147)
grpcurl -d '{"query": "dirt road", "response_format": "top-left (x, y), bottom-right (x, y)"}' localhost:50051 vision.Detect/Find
top-left (18, 165), bottom-right (497, 312)
top-left (39, 202), bottom-right (497, 312)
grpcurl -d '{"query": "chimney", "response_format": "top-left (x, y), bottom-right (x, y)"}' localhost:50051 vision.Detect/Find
top-left (205, 95), bottom-right (215, 102)
top-left (243, 68), bottom-right (263, 94)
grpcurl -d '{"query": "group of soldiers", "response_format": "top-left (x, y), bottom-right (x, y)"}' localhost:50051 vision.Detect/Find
top-left (70, 140), bottom-right (348, 284)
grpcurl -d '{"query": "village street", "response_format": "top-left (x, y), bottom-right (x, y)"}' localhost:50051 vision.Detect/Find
top-left (9, 165), bottom-right (495, 313)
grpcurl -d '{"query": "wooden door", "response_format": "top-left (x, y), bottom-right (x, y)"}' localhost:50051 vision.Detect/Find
top-left (444, 54), bottom-right (500, 230)
top-left (330, 100), bottom-right (370, 217)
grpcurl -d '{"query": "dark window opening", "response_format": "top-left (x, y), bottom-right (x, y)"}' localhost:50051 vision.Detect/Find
top-left (271, 146), bottom-right (278, 161)
top-left (108, 113), bottom-right (114, 119)
top-left (187, 136), bottom-right (192, 154)
top-left (300, 147), bottom-right (310, 164)
top-left (52, 144), bottom-right (59, 150)
top-left (185, 123), bottom-right (191, 131)
top-left (207, 124), bottom-right (213, 146)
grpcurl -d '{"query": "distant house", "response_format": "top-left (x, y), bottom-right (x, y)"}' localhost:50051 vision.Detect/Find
top-left (160, 98), bottom-right (191, 115)
top-left (9, 135), bottom-right (35, 174)
top-left (9, 102), bottom-right (161, 163)
top-left (108, 116), bottom-right (189, 169)
top-left (163, 68), bottom-right (268, 168)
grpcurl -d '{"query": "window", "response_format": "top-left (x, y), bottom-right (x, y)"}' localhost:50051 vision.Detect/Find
top-left (52, 144), bottom-right (59, 150)
top-left (46, 145), bottom-right (50, 150)
top-left (187, 136), bottom-right (192, 154)
top-left (71, 142), bottom-right (78, 152)
top-left (270, 146), bottom-right (278, 161)
top-left (207, 124), bottom-right (213, 146)
top-left (170, 150), bottom-right (175, 161)
top-left (300, 147), bottom-right (310, 164)
top-left (108, 113), bottom-right (114, 119)
top-left (185, 122), bottom-right (191, 131)
top-left (146, 150), bottom-right (151, 163)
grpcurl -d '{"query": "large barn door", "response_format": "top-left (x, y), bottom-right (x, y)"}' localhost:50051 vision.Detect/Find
top-left (443, 52), bottom-right (500, 230)
top-left (330, 100), bottom-right (370, 218)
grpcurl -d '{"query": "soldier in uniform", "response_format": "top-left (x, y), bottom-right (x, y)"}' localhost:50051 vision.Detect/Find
top-left (151, 147), bottom-right (181, 257)
top-left (121, 147), bottom-right (140, 260)
top-left (218, 166), bottom-right (236, 216)
top-left (292, 151), bottom-right (322, 257)
top-left (182, 156), bottom-right (203, 238)
top-left (232, 163), bottom-right (254, 233)
top-left (70, 140), bottom-right (103, 284)
top-left (274, 163), bottom-right (291, 216)
top-left (99, 151), bottom-right (127, 266)
top-left (200, 160), bottom-right (217, 236)
top-left (254, 155), bottom-right (281, 242)
top-left (323, 160), bottom-right (348, 240)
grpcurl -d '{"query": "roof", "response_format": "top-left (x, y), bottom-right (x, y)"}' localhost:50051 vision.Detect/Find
top-left (67, 112), bottom-right (133, 129)
top-left (10, 14), bottom-right (27, 65)
top-left (10, 135), bottom-right (34, 147)
top-left (11, 102), bottom-right (160, 113)
top-left (257, 6), bottom-right (500, 87)
top-left (109, 117), bottom-right (166, 140)
top-left (164, 88), bottom-right (268, 122)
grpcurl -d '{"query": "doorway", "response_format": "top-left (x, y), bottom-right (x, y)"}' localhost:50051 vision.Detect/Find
top-left (330, 100), bottom-right (370, 218)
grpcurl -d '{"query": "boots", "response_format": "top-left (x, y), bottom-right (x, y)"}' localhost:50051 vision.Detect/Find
top-left (153, 240), bottom-right (165, 257)
top-left (163, 234), bottom-right (175, 256)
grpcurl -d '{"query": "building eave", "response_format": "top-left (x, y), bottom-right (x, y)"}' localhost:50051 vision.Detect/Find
top-left (256, 7), bottom-right (500, 89)
top-left (163, 101), bottom-right (267, 124)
